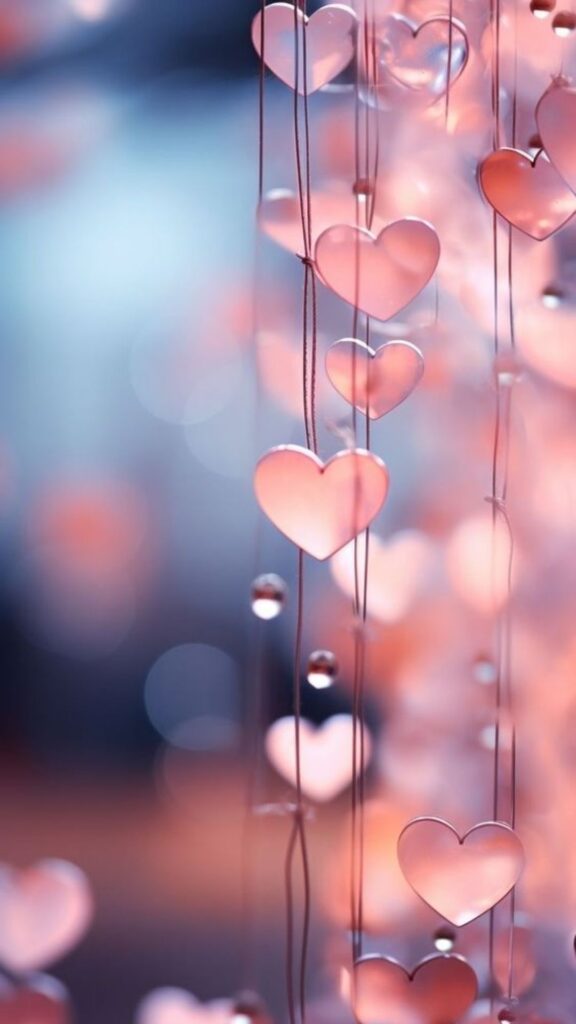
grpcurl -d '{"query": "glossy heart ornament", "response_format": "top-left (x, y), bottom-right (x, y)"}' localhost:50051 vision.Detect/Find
top-left (254, 446), bottom-right (389, 560)
top-left (251, 3), bottom-right (357, 95)
top-left (372, 15), bottom-right (468, 101)
top-left (479, 148), bottom-right (576, 240)
top-left (397, 818), bottom-right (525, 926)
top-left (326, 338), bottom-right (425, 419)
top-left (537, 82), bottom-right (576, 193)
top-left (352, 953), bottom-right (477, 1024)
top-left (265, 714), bottom-right (371, 802)
top-left (0, 975), bottom-right (70, 1024)
top-left (315, 220), bottom-right (440, 322)
top-left (137, 989), bottom-right (232, 1024)
top-left (0, 859), bottom-right (93, 972)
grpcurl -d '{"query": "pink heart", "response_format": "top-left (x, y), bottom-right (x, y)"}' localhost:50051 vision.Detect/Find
top-left (254, 445), bottom-right (389, 560)
top-left (352, 953), bottom-right (477, 1024)
top-left (0, 859), bottom-right (93, 973)
top-left (478, 148), bottom-right (576, 240)
top-left (0, 975), bottom-right (70, 1024)
top-left (137, 989), bottom-right (232, 1024)
top-left (325, 339), bottom-right (425, 419)
top-left (397, 818), bottom-right (525, 926)
top-left (251, 3), bottom-right (357, 95)
top-left (371, 15), bottom-right (468, 101)
top-left (315, 220), bottom-right (440, 323)
top-left (265, 715), bottom-right (371, 802)
top-left (258, 189), bottom-right (363, 258)
top-left (537, 81), bottom-right (576, 193)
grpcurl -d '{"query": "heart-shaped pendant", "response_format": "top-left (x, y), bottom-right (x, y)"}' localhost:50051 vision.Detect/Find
top-left (315, 220), bottom-right (440, 322)
top-left (478, 148), bottom-right (576, 240)
top-left (360, 14), bottom-right (468, 108)
top-left (265, 715), bottom-right (371, 802)
top-left (251, 3), bottom-right (357, 95)
top-left (326, 338), bottom-right (425, 419)
top-left (0, 859), bottom-right (93, 972)
top-left (137, 989), bottom-right (232, 1024)
top-left (536, 81), bottom-right (576, 194)
top-left (254, 445), bottom-right (389, 560)
top-left (352, 953), bottom-right (477, 1024)
top-left (397, 818), bottom-right (525, 926)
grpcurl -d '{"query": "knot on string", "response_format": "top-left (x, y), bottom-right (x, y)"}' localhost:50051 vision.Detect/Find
top-left (298, 254), bottom-right (315, 270)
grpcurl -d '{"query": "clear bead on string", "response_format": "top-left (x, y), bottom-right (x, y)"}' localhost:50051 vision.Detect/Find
top-left (250, 574), bottom-right (287, 620)
top-left (541, 284), bottom-right (564, 309)
top-left (473, 655), bottom-right (497, 685)
top-left (530, 0), bottom-right (556, 17)
top-left (433, 925), bottom-right (456, 952)
top-left (552, 10), bottom-right (576, 34)
top-left (307, 649), bottom-right (338, 689)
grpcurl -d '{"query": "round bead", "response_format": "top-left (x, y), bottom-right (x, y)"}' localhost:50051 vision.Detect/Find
top-left (541, 284), bottom-right (564, 309)
top-left (433, 925), bottom-right (456, 952)
top-left (530, 0), bottom-right (556, 17)
top-left (250, 574), bottom-right (287, 620)
top-left (498, 1011), bottom-right (516, 1024)
top-left (307, 649), bottom-right (338, 689)
top-left (552, 10), bottom-right (576, 34)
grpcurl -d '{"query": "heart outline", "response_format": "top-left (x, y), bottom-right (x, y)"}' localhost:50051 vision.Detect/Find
top-left (378, 14), bottom-right (469, 102)
top-left (352, 951), bottom-right (478, 1024)
top-left (478, 146), bottom-right (576, 240)
top-left (326, 338), bottom-right (425, 419)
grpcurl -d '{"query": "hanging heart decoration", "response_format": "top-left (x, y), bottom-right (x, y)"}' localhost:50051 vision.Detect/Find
top-left (536, 81), bottom-right (576, 194)
top-left (326, 338), bottom-right (425, 419)
top-left (352, 953), bottom-right (478, 1024)
top-left (0, 975), bottom-right (70, 1024)
top-left (265, 715), bottom-right (372, 802)
top-left (251, 3), bottom-right (357, 95)
top-left (397, 818), bottom-right (525, 926)
top-left (478, 147), bottom-right (576, 240)
top-left (254, 445), bottom-right (389, 560)
top-left (137, 989), bottom-right (232, 1024)
top-left (364, 15), bottom-right (469, 104)
top-left (315, 220), bottom-right (440, 322)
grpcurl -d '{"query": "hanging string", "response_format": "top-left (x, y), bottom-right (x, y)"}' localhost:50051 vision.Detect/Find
top-left (445, 0), bottom-right (455, 127)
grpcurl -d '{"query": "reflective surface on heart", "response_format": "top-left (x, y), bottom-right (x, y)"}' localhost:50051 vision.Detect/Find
top-left (254, 446), bottom-right (389, 560)
top-left (364, 15), bottom-right (468, 104)
top-left (479, 148), bottom-right (576, 240)
top-left (315, 220), bottom-right (440, 322)
top-left (258, 189), bottom-right (366, 257)
top-left (251, 3), bottom-right (357, 95)
top-left (326, 338), bottom-right (425, 419)
top-left (494, 922), bottom-right (536, 996)
top-left (137, 989), bottom-right (232, 1024)
top-left (0, 974), bottom-right (70, 1024)
top-left (265, 714), bottom-right (371, 802)
top-left (0, 859), bottom-right (93, 972)
top-left (537, 82), bottom-right (576, 194)
top-left (397, 818), bottom-right (525, 926)
top-left (352, 953), bottom-right (477, 1024)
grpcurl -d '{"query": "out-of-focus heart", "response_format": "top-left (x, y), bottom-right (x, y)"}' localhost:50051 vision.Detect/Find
top-left (315, 220), bottom-right (440, 322)
top-left (537, 81), bottom-right (576, 193)
top-left (479, 148), bottom-right (576, 240)
top-left (137, 988), bottom-right (232, 1024)
top-left (254, 446), bottom-right (389, 560)
top-left (265, 715), bottom-right (371, 802)
top-left (326, 338), bottom-right (425, 419)
top-left (351, 953), bottom-right (477, 1024)
top-left (397, 818), bottom-right (525, 926)
top-left (368, 15), bottom-right (468, 102)
top-left (0, 974), bottom-right (70, 1024)
top-left (0, 860), bottom-right (93, 973)
top-left (251, 3), bottom-right (357, 95)
top-left (258, 189), bottom-right (365, 258)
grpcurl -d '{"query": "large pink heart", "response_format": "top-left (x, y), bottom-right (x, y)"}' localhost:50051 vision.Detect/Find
top-left (478, 147), bottom-right (576, 240)
top-left (0, 975), bottom-right (70, 1024)
top-left (315, 220), bottom-right (440, 323)
top-left (397, 818), bottom-right (525, 926)
top-left (352, 953), bottom-right (477, 1024)
top-left (137, 989), bottom-right (232, 1024)
top-left (536, 82), bottom-right (576, 194)
top-left (0, 859), bottom-right (93, 973)
top-left (251, 3), bottom-right (357, 95)
top-left (265, 714), bottom-right (371, 802)
top-left (254, 446), bottom-right (389, 560)
top-left (373, 15), bottom-right (468, 100)
top-left (326, 338), bottom-right (424, 419)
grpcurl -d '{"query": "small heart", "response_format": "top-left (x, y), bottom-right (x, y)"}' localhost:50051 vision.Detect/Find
top-left (536, 81), bottom-right (576, 194)
top-left (326, 339), bottom-right (425, 419)
top-left (0, 859), bottom-right (93, 973)
top-left (265, 715), bottom-right (371, 802)
top-left (479, 148), bottom-right (576, 240)
top-left (258, 189), bottom-right (361, 258)
top-left (0, 975), bottom-right (70, 1024)
top-left (315, 220), bottom-right (440, 323)
top-left (254, 445), bottom-right (389, 560)
top-left (368, 15), bottom-right (468, 102)
top-left (251, 3), bottom-right (357, 95)
top-left (352, 953), bottom-right (477, 1024)
top-left (397, 818), bottom-right (525, 926)
top-left (137, 989), bottom-right (232, 1024)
